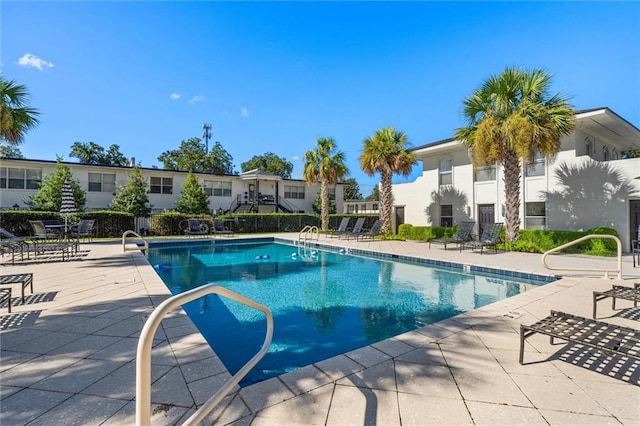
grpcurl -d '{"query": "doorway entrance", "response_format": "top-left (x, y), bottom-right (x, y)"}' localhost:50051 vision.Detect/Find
top-left (478, 204), bottom-right (495, 236)
top-left (394, 206), bottom-right (405, 234)
top-left (630, 200), bottom-right (640, 251)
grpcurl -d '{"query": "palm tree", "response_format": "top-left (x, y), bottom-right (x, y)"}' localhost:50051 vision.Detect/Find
top-left (0, 75), bottom-right (40, 144)
top-left (455, 67), bottom-right (575, 242)
top-left (303, 137), bottom-right (349, 231)
top-left (359, 127), bottom-right (416, 235)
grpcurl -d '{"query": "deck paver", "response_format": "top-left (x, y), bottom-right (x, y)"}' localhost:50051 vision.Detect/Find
top-left (0, 235), bottom-right (637, 425)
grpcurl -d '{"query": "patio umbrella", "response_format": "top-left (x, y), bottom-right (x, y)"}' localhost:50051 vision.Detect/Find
top-left (60, 179), bottom-right (77, 228)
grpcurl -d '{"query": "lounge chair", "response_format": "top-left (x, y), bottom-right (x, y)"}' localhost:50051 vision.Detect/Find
top-left (358, 220), bottom-right (381, 240)
top-left (0, 287), bottom-right (11, 313)
top-left (213, 219), bottom-right (234, 237)
top-left (329, 217), bottom-right (351, 238)
top-left (593, 283), bottom-right (640, 318)
top-left (184, 219), bottom-right (210, 237)
top-left (346, 217), bottom-right (366, 239)
top-left (469, 223), bottom-right (503, 254)
top-left (0, 273), bottom-right (34, 303)
top-left (519, 310), bottom-right (640, 365)
top-left (69, 219), bottom-right (95, 242)
top-left (428, 221), bottom-right (475, 252)
top-left (29, 220), bottom-right (61, 241)
top-left (0, 228), bottom-right (33, 263)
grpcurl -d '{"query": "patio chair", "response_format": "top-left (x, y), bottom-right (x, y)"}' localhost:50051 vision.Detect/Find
top-left (593, 282), bottom-right (640, 318)
top-left (184, 219), bottom-right (210, 237)
top-left (358, 219), bottom-right (381, 240)
top-left (0, 273), bottom-right (34, 303)
top-left (69, 219), bottom-right (95, 242)
top-left (329, 217), bottom-right (351, 238)
top-left (213, 219), bottom-right (234, 237)
top-left (0, 287), bottom-right (11, 313)
top-left (428, 221), bottom-right (475, 252)
top-left (29, 220), bottom-right (61, 241)
top-left (0, 228), bottom-right (34, 263)
top-left (469, 223), bottom-right (503, 254)
top-left (346, 217), bottom-right (366, 239)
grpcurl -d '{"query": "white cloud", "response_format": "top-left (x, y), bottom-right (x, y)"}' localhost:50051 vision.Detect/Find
top-left (188, 94), bottom-right (206, 104)
top-left (17, 53), bottom-right (54, 70)
top-left (169, 92), bottom-right (181, 100)
top-left (240, 107), bottom-right (250, 118)
top-left (290, 155), bottom-right (300, 161)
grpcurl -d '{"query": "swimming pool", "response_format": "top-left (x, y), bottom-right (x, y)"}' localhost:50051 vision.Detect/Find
top-left (148, 239), bottom-right (553, 386)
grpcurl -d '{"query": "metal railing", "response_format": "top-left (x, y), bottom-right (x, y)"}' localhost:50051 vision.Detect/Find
top-left (136, 285), bottom-right (273, 426)
top-left (122, 230), bottom-right (148, 252)
top-left (541, 234), bottom-right (622, 279)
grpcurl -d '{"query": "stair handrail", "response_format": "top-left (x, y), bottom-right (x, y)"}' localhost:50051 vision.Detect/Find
top-left (122, 230), bottom-right (149, 252)
top-left (136, 285), bottom-right (273, 426)
top-left (541, 234), bottom-right (622, 279)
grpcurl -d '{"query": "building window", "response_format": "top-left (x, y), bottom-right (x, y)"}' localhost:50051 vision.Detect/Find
top-left (525, 153), bottom-right (545, 177)
top-left (525, 202), bottom-right (546, 230)
top-left (440, 204), bottom-right (453, 227)
top-left (611, 149), bottom-right (619, 160)
top-left (150, 177), bottom-right (173, 194)
top-left (284, 185), bottom-right (305, 199)
top-left (474, 165), bottom-right (496, 182)
top-left (0, 167), bottom-right (42, 189)
top-left (439, 159), bottom-right (452, 186)
top-left (347, 204), bottom-right (358, 213)
top-left (204, 180), bottom-right (231, 197)
top-left (585, 137), bottom-right (593, 157)
top-left (372, 203), bottom-right (378, 211)
top-left (328, 187), bottom-right (336, 201)
top-left (88, 173), bottom-right (116, 193)
top-left (603, 146), bottom-right (610, 161)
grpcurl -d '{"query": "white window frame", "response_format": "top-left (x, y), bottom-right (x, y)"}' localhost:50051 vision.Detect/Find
top-left (150, 176), bottom-right (173, 194)
top-left (88, 173), bottom-right (116, 193)
top-left (439, 158), bottom-right (452, 186)
top-left (440, 204), bottom-right (453, 227)
top-left (524, 202), bottom-right (546, 230)
top-left (0, 167), bottom-right (42, 190)
top-left (525, 153), bottom-right (545, 177)
top-left (284, 185), bottom-right (305, 199)
top-left (474, 165), bottom-right (496, 182)
top-left (204, 180), bottom-right (232, 197)
top-left (603, 146), bottom-right (610, 161)
top-left (585, 137), bottom-right (593, 157)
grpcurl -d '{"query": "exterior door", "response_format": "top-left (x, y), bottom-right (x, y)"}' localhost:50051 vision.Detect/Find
top-left (394, 206), bottom-right (405, 234)
top-left (630, 200), bottom-right (640, 251)
top-left (478, 204), bottom-right (495, 237)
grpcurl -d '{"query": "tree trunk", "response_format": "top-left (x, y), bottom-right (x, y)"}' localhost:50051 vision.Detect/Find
top-left (320, 180), bottom-right (329, 231)
top-left (380, 172), bottom-right (393, 235)
top-left (502, 148), bottom-right (521, 242)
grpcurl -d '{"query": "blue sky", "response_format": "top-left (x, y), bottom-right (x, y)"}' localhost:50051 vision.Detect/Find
top-left (2, 1), bottom-right (639, 196)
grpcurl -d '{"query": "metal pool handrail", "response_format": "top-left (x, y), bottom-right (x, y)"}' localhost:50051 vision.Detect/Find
top-left (122, 230), bottom-right (149, 252)
top-left (135, 284), bottom-right (273, 426)
top-left (541, 234), bottom-right (622, 279)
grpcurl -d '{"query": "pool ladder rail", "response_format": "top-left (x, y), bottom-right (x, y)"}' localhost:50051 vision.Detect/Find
top-left (297, 225), bottom-right (320, 260)
top-left (136, 285), bottom-right (274, 426)
top-left (541, 234), bottom-right (622, 279)
top-left (122, 230), bottom-right (149, 253)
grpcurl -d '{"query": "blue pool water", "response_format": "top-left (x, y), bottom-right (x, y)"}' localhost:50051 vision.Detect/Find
top-left (148, 240), bottom-right (552, 386)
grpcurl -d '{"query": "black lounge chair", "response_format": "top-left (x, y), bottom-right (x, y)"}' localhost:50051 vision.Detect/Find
top-left (213, 219), bottom-right (234, 237)
top-left (593, 283), bottom-right (640, 318)
top-left (469, 223), bottom-right (503, 254)
top-left (330, 217), bottom-right (351, 238)
top-left (358, 220), bottom-right (381, 240)
top-left (184, 219), bottom-right (210, 237)
top-left (0, 273), bottom-right (34, 303)
top-left (519, 310), bottom-right (640, 364)
top-left (0, 287), bottom-right (11, 313)
top-left (428, 221), bottom-right (475, 252)
top-left (346, 217), bottom-right (366, 239)
top-left (0, 228), bottom-right (33, 264)
top-left (69, 219), bottom-right (95, 242)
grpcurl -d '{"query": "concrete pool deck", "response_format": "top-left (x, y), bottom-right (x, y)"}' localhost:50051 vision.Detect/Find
top-left (0, 234), bottom-right (638, 425)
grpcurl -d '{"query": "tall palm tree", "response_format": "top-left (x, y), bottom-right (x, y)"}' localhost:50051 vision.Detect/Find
top-left (455, 67), bottom-right (574, 242)
top-left (0, 76), bottom-right (40, 144)
top-left (359, 127), bottom-right (416, 235)
top-left (303, 137), bottom-right (349, 231)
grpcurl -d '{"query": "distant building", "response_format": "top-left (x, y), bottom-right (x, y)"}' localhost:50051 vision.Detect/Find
top-left (391, 108), bottom-right (640, 251)
top-left (0, 159), bottom-right (344, 215)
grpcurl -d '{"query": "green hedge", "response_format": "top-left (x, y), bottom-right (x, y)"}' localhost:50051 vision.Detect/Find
top-left (397, 223), bottom-right (620, 256)
top-left (0, 210), bottom-right (134, 238)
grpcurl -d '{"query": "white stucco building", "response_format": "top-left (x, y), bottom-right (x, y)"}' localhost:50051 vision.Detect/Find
top-left (0, 159), bottom-right (343, 215)
top-left (391, 108), bottom-right (640, 251)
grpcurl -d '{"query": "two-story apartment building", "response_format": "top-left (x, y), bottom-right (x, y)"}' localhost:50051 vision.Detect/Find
top-left (392, 108), bottom-right (640, 251)
top-left (0, 159), bottom-right (344, 215)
